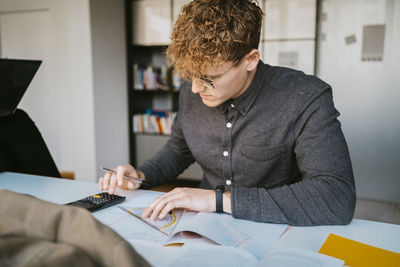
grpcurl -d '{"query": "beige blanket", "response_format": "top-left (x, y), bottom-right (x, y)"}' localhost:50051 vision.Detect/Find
top-left (0, 189), bottom-right (149, 267)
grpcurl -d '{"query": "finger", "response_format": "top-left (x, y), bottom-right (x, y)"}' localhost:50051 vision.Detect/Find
top-left (150, 199), bottom-right (169, 221)
top-left (142, 190), bottom-right (181, 218)
top-left (116, 166), bottom-right (126, 186)
top-left (103, 172), bottom-right (111, 190)
top-left (124, 165), bottom-right (141, 187)
top-left (142, 206), bottom-right (154, 218)
top-left (98, 177), bottom-right (104, 190)
top-left (127, 181), bottom-right (135, 190)
top-left (159, 193), bottom-right (193, 219)
top-left (142, 192), bottom-right (171, 218)
top-left (126, 178), bottom-right (140, 189)
top-left (121, 178), bottom-right (139, 190)
top-left (142, 188), bottom-right (183, 218)
top-left (108, 172), bottom-right (118, 194)
top-left (142, 208), bottom-right (151, 218)
top-left (159, 202), bottom-right (177, 220)
top-left (149, 192), bottom-right (184, 221)
top-left (142, 195), bottom-right (163, 218)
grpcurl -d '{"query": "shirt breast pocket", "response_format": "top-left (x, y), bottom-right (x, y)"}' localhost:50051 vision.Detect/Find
top-left (240, 143), bottom-right (290, 161)
top-left (236, 143), bottom-right (294, 187)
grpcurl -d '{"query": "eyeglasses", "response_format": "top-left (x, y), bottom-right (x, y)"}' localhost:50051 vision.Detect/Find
top-left (193, 59), bottom-right (240, 89)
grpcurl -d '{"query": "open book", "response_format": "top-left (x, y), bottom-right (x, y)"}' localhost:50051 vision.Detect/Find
top-left (118, 204), bottom-right (288, 259)
top-left (92, 190), bottom-right (287, 259)
top-left (131, 241), bottom-right (345, 267)
top-left (92, 190), bottom-right (346, 265)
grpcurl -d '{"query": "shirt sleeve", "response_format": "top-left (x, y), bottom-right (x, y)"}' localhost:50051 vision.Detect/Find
top-left (231, 88), bottom-right (356, 226)
top-left (137, 89), bottom-right (196, 188)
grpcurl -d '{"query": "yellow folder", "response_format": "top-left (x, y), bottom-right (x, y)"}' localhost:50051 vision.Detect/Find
top-left (319, 233), bottom-right (400, 267)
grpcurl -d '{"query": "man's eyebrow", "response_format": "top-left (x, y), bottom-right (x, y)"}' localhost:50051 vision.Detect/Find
top-left (208, 74), bottom-right (222, 79)
top-left (204, 73), bottom-right (223, 80)
top-left (189, 71), bottom-right (223, 80)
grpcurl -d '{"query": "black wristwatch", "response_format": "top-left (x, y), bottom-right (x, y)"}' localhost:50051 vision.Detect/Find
top-left (215, 185), bottom-right (225, 213)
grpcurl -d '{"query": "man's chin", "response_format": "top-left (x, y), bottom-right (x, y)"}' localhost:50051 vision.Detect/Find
top-left (201, 98), bottom-right (222, 107)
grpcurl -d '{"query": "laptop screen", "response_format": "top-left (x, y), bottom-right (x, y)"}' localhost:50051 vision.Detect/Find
top-left (0, 59), bottom-right (42, 117)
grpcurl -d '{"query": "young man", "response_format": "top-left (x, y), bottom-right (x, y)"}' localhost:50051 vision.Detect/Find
top-left (99, 0), bottom-right (356, 226)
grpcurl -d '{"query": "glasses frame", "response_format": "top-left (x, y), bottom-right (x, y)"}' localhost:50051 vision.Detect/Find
top-left (196, 58), bottom-right (241, 89)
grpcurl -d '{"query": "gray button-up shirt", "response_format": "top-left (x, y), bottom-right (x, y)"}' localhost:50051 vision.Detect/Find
top-left (138, 61), bottom-right (356, 226)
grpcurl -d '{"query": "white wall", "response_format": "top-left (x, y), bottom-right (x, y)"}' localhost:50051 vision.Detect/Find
top-left (90, 0), bottom-right (129, 179)
top-left (317, 0), bottom-right (400, 202)
top-left (262, 0), bottom-right (316, 74)
top-left (0, 0), bottom-right (97, 181)
top-left (0, 0), bottom-right (131, 182)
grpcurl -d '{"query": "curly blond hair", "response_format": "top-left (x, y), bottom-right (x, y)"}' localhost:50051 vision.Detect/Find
top-left (166, 0), bottom-right (263, 79)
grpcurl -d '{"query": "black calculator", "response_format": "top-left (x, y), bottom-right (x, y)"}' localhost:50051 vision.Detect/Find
top-left (66, 192), bottom-right (126, 212)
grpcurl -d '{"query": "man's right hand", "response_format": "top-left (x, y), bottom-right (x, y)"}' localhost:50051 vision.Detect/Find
top-left (98, 164), bottom-right (145, 194)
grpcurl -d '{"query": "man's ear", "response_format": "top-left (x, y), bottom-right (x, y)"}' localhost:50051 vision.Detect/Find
top-left (245, 49), bottom-right (260, 71)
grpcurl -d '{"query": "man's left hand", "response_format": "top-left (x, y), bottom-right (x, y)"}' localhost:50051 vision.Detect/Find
top-left (142, 187), bottom-right (215, 221)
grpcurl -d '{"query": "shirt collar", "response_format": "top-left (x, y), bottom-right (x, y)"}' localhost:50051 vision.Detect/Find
top-left (227, 61), bottom-right (266, 115)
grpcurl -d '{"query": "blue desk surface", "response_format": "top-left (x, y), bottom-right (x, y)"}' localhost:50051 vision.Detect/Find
top-left (0, 171), bottom-right (101, 204)
top-left (1, 171), bottom-right (400, 254)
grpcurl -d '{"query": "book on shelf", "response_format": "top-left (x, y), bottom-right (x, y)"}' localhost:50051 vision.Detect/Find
top-left (133, 110), bottom-right (176, 135)
top-left (133, 63), bottom-right (182, 91)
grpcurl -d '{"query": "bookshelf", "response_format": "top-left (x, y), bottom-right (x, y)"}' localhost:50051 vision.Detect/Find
top-left (125, 0), bottom-right (202, 180)
top-left (127, 45), bottom-right (181, 162)
top-left (129, 45), bottom-right (180, 136)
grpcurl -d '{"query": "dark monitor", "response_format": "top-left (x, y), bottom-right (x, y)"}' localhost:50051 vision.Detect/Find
top-left (0, 58), bottom-right (42, 117)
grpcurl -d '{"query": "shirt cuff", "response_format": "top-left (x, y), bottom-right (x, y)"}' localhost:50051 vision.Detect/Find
top-left (231, 187), bottom-right (261, 221)
top-left (136, 166), bottom-right (154, 189)
top-left (231, 186), bottom-right (287, 223)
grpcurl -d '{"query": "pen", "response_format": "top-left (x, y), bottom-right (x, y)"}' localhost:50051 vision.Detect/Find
top-left (100, 167), bottom-right (146, 185)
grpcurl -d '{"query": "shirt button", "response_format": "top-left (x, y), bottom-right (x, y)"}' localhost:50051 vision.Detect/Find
top-left (226, 180), bottom-right (232, 185)
top-left (226, 122), bottom-right (232, 128)
top-left (223, 151), bottom-right (229, 157)
top-left (231, 103), bottom-right (235, 108)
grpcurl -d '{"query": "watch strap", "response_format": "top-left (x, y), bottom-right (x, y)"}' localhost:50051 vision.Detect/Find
top-left (215, 185), bottom-right (224, 213)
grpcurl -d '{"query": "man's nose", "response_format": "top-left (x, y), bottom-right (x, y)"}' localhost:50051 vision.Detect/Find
top-left (191, 78), bottom-right (206, 94)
